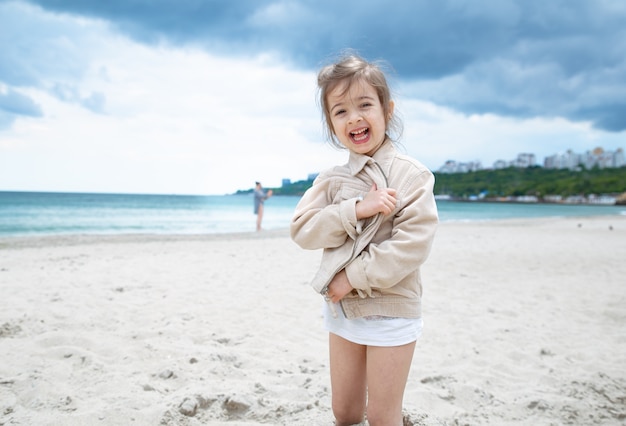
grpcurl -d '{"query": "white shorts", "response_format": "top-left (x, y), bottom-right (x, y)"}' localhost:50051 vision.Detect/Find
top-left (323, 301), bottom-right (423, 347)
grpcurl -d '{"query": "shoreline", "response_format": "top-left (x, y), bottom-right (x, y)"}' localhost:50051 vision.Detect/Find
top-left (1, 214), bottom-right (624, 248)
top-left (437, 197), bottom-right (626, 206)
top-left (0, 228), bottom-right (292, 249)
top-left (1, 215), bottom-right (625, 425)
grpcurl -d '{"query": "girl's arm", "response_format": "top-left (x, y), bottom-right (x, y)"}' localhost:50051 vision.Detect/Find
top-left (344, 168), bottom-right (438, 295)
top-left (290, 172), bottom-right (363, 250)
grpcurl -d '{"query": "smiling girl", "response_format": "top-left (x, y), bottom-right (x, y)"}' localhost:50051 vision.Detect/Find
top-left (290, 54), bottom-right (438, 425)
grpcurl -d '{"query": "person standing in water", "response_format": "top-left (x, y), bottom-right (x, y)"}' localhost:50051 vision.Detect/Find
top-left (254, 181), bottom-right (273, 231)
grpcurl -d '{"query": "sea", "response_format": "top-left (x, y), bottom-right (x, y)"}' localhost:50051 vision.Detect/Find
top-left (1, 191), bottom-right (625, 238)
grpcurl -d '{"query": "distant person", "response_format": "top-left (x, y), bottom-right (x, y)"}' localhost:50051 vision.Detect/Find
top-left (290, 53), bottom-right (438, 425)
top-left (253, 181), bottom-right (273, 231)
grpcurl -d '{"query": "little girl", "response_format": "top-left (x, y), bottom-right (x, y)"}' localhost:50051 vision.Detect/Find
top-left (290, 54), bottom-right (438, 426)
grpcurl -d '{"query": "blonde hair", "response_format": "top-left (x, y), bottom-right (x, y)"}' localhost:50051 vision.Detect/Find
top-left (317, 53), bottom-right (403, 148)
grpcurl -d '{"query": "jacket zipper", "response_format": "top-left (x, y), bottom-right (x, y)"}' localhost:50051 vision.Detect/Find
top-left (321, 161), bottom-right (389, 317)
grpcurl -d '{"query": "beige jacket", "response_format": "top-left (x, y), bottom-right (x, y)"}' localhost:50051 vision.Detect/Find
top-left (290, 140), bottom-right (438, 319)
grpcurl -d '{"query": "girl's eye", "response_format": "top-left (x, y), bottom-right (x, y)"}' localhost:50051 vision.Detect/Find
top-left (361, 102), bottom-right (372, 108)
top-left (334, 109), bottom-right (346, 116)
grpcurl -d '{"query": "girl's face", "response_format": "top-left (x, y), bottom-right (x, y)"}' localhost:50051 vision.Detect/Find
top-left (327, 79), bottom-right (393, 157)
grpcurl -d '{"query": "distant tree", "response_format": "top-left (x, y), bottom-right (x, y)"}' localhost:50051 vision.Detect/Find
top-left (432, 166), bottom-right (626, 199)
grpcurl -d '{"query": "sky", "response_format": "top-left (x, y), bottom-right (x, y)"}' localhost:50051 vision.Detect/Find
top-left (1, 0), bottom-right (625, 195)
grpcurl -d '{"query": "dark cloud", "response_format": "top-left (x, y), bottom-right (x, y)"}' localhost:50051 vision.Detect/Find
top-left (5, 0), bottom-right (626, 131)
top-left (0, 88), bottom-right (43, 117)
top-left (576, 103), bottom-right (626, 132)
top-left (0, 87), bottom-right (43, 129)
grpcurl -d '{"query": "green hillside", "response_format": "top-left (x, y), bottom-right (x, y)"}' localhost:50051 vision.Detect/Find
top-left (242, 166), bottom-right (626, 200)
top-left (433, 166), bottom-right (626, 198)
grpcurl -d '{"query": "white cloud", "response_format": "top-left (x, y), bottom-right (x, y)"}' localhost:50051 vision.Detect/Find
top-left (0, 16), bottom-right (347, 194)
top-left (397, 98), bottom-right (624, 170)
top-left (1, 3), bottom-right (623, 195)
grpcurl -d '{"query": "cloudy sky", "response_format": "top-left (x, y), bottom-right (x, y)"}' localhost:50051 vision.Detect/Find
top-left (1, 0), bottom-right (625, 195)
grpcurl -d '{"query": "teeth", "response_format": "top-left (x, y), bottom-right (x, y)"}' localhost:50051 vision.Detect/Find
top-left (351, 128), bottom-right (368, 142)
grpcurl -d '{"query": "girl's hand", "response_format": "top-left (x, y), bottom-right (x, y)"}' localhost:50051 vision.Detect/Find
top-left (325, 270), bottom-right (353, 303)
top-left (356, 184), bottom-right (397, 219)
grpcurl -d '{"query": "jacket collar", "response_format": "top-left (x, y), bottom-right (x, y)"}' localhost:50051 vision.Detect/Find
top-left (347, 138), bottom-right (395, 177)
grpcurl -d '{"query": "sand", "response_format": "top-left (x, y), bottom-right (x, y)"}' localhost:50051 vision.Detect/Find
top-left (1, 216), bottom-right (625, 425)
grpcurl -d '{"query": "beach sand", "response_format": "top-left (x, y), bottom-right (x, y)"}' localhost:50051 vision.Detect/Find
top-left (1, 216), bottom-right (625, 425)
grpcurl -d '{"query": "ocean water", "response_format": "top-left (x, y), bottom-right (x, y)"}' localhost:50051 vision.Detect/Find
top-left (1, 191), bottom-right (624, 237)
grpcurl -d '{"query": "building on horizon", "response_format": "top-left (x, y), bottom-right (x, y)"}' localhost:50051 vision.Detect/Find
top-left (439, 146), bottom-right (623, 173)
top-left (512, 153), bottom-right (536, 168)
top-left (544, 147), bottom-right (624, 170)
top-left (437, 160), bottom-right (482, 174)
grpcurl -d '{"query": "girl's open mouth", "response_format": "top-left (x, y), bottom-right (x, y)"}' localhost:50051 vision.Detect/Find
top-left (350, 128), bottom-right (369, 143)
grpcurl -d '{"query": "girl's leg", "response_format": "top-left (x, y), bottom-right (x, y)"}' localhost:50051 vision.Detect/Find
top-left (329, 333), bottom-right (367, 426)
top-left (365, 342), bottom-right (416, 426)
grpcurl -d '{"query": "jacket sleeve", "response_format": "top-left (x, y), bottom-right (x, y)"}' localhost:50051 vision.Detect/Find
top-left (290, 172), bottom-right (363, 250)
top-left (344, 166), bottom-right (438, 294)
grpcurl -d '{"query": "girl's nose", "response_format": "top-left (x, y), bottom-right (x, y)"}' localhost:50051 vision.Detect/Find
top-left (348, 113), bottom-right (363, 125)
